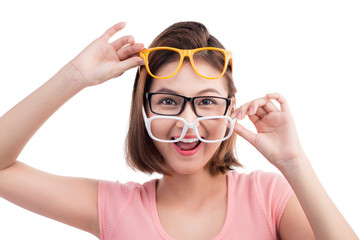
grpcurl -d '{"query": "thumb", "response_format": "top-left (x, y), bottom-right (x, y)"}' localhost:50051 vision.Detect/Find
top-left (114, 56), bottom-right (144, 77)
top-left (233, 121), bottom-right (257, 146)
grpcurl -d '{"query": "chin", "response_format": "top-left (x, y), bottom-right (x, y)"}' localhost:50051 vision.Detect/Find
top-left (154, 140), bottom-right (221, 176)
top-left (161, 151), bottom-right (212, 176)
top-left (165, 162), bottom-right (208, 176)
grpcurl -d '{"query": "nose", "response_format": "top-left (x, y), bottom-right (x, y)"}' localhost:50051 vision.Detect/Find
top-left (178, 102), bottom-right (197, 122)
top-left (175, 102), bottom-right (200, 131)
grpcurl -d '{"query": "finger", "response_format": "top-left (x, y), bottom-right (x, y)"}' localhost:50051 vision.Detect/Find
top-left (101, 22), bottom-right (127, 41)
top-left (249, 104), bottom-right (276, 124)
top-left (233, 122), bottom-right (257, 146)
top-left (113, 56), bottom-right (144, 77)
top-left (111, 35), bottom-right (135, 50)
top-left (266, 93), bottom-right (290, 112)
top-left (248, 113), bottom-right (260, 126)
top-left (232, 103), bottom-right (252, 120)
top-left (117, 43), bottom-right (144, 61)
top-left (250, 97), bottom-right (281, 115)
top-left (263, 99), bottom-right (279, 113)
top-left (254, 106), bottom-right (267, 118)
top-left (233, 97), bottom-right (269, 120)
top-left (126, 52), bottom-right (145, 63)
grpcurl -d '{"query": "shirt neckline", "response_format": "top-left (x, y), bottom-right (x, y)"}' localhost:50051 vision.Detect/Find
top-left (149, 172), bottom-right (234, 240)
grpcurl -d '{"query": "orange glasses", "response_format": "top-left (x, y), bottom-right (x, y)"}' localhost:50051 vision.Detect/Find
top-left (139, 47), bottom-right (232, 79)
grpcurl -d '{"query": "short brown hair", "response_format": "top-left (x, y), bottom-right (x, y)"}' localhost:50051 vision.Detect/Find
top-left (125, 21), bottom-right (242, 175)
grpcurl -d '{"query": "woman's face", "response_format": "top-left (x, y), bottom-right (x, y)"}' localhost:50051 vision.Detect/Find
top-left (147, 60), bottom-right (233, 175)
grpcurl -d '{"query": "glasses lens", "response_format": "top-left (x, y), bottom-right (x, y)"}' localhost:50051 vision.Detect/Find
top-left (193, 49), bottom-right (226, 78)
top-left (148, 116), bottom-right (231, 142)
top-left (194, 96), bottom-right (228, 116)
top-left (149, 117), bottom-right (179, 142)
top-left (148, 49), bottom-right (181, 78)
top-left (197, 117), bottom-right (231, 141)
top-left (149, 93), bottom-right (184, 115)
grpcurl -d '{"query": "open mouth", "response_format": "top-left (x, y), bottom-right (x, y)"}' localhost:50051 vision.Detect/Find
top-left (171, 137), bottom-right (202, 151)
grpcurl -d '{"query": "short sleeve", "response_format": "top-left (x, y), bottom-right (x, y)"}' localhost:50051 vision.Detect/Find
top-left (252, 171), bottom-right (293, 238)
top-left (98, 180), bottom-right (139, 240)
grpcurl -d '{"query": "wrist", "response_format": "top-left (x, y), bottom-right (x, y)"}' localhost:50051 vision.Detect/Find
top-left (45, 63), bottom-right (87, 99)
top-left (58, 62), bottom-right (89, 90)
top-left (277, 154), bottom-right (311, 177)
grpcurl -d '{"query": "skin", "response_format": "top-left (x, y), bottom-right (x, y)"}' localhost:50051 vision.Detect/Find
top-left (147, 62), bottom-right (232, 239)
top-left (147, 61), bottom-right (232, 176)
top-left (0, 22), bottom-right (358, 239)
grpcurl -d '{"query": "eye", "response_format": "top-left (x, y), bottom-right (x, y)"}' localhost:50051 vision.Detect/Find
top-left (159, 98), bottom-right (177, 105)
top-left (199, 98), bottom-right (217, 105)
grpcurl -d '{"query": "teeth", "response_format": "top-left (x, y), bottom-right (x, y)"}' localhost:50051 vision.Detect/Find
top-left (179, 138), bottom-right (199, 143)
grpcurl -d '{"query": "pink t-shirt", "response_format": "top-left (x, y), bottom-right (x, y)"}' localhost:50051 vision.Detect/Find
top-left (98, 171), bottom-right (293, 240)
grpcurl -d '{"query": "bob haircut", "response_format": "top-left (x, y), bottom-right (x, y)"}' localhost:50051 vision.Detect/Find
top-left (125, 21), bottom-right (242, 175)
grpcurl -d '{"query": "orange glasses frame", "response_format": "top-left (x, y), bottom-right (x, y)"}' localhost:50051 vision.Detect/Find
top-left (139, 47), bottom-right (233, 79)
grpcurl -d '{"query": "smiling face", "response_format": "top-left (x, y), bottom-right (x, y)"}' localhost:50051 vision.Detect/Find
top-left (126, 22), bottom-right (241, 176)
top-left (146, 61), bottom-right (233, 175)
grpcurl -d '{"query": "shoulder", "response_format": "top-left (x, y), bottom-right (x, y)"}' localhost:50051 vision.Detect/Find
top-left (98, 179), bottom-right (155, 204)
top-left (229, 170), bottom-right (291, 193)
top-left (97, 179), bottom-right (156, 219)
top-left (229, 170), bottom-right (293, 205)
top-left (97, 179), bottom-right (157, 239)
top-left (229, 170), bottom-right (293, 235)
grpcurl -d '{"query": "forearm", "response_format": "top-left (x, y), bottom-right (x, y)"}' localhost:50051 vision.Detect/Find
top-left (0, 63), bottom-right (85, 169)
top-left (280, 157), bottom-right (359, 240)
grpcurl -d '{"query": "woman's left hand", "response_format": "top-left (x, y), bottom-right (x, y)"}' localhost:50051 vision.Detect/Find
top-left (231, 93), bottom-right (306, 170)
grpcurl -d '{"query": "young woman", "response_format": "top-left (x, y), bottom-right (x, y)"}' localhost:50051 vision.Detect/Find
top-left (0, 21), bottom-right (358, 240)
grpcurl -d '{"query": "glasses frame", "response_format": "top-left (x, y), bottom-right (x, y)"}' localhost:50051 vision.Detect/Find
top-left (146, 92), bottom-right (231, 117)
top-left (142, 106), bottom-right (236, 143)
top-left (139, 47), bottom-right (233, 79)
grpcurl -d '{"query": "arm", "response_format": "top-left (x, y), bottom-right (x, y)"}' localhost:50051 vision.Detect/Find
top-left (279, 156), bottom-right (357, 240)
top-left (232, 93), bottom-right (359, 240)
top-left (0, 22), bottom-right (144, 237)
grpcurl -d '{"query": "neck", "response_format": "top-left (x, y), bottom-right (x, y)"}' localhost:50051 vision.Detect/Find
top-left (156, 169), bottom-right (227, 207)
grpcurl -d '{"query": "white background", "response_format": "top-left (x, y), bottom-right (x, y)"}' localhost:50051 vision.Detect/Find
top-left (0, 0), bottom-right (359, 238)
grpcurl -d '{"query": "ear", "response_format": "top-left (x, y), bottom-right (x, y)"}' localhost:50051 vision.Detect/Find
top-left (231, 96), bottom-right (236, 108)
top-left (228, 96), bottom-right (236, 116)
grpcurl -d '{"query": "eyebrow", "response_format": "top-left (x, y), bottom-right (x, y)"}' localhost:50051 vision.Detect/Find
top-left (154, 87), bottom-right (221, 95)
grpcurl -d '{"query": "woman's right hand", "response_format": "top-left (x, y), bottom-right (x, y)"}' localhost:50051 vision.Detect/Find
top-left (70, 22), bottom-right (144, 88)
top-left (0, 22), bottom-right (144, 238)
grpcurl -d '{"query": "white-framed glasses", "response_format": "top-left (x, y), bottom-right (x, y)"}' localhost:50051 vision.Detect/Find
top-left (142, 106), bottom-right (236, 143)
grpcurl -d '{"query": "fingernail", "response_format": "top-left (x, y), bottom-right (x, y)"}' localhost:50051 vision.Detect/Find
top-left (249, 106), bottom-right (254, 115)
top-left (232, 111), bottom-right (240, 119)
top-left (238, 111), bottom-right (243, 119)
top-left (138, 59), bottom-right (145, 65)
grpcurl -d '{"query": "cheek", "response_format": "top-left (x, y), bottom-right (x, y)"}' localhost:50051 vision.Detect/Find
top-left (153, 141), bottom-right (169, 155)
top-left (150, 119), bottom-right (176, 140)
top-left (199, 118), bottom-right (228, 140)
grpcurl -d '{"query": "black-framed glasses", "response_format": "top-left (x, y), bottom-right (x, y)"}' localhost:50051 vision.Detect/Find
top-left (146, 92), bottom-right (231, 117)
